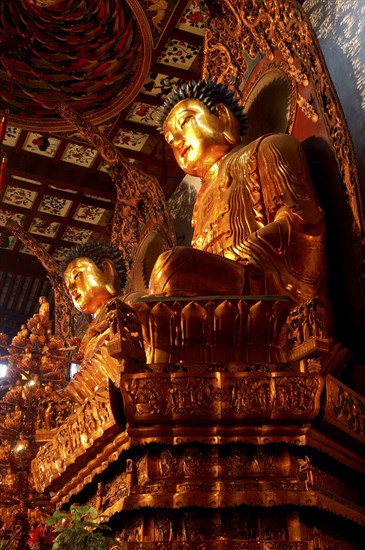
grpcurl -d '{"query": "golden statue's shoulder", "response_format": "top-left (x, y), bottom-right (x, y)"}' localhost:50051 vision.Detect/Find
top-left (249, 132), bottom-right (302, 153)
top-left (231, 133), bottom-right (304, 165)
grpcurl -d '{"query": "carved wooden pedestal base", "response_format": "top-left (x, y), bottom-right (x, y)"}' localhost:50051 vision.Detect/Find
top-left (31, 297), bottom-right (365, 548)
top-left (110, 507), bottom-right (364, 549)
top-left (78, 441), bottom-right (364, 549)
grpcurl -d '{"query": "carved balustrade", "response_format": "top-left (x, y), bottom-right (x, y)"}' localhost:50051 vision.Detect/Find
top-left (31, 386), bottom-right (124, 493)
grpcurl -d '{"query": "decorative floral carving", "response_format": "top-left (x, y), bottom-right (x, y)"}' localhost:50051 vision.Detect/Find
top-left (287, 299), bottom-right (327, 347)
top-left (117, 508), bottom-right (315, 547)
top-left (325, 376), bottom-right (365, 441)
top-left (31, 387), bottom-right (116, 492)
top-left (121, 371), bottom-right (323, 426)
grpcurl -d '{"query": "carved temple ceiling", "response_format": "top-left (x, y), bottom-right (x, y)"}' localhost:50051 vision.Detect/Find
top-left (0, 0), bottom-right (204, 334)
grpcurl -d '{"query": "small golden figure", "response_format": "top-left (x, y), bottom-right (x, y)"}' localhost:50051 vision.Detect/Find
top-left (38, 296), bottom-right (50, 321)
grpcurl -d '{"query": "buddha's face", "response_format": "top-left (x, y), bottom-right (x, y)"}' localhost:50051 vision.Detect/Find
top-left (163, 99), bottom-right (240, 178)
top-left (64, 257), bottom-right (117, 315)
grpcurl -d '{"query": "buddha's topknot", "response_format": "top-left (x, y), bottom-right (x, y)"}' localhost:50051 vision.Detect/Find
top-left (156, 79), bottom-right (247, 135)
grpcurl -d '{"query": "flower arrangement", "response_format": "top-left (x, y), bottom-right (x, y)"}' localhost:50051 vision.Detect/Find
top-left (27, 505), bottom-right (120, 550)
top-left (27, 524), bottom-right (56, 550)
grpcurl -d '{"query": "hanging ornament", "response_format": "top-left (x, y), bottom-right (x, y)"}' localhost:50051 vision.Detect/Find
top-left (0, 109), bottom-right (9, 144)
top-left (0, 57), bottom-right (17, 193)
top-left (0, 153), bottom-right (7, 192)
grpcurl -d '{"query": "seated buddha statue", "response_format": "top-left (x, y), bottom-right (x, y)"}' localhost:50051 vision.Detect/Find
top-left (150, 80), bottom-right (329, 316)
top-left (61, 242), bottom-right (135, 401)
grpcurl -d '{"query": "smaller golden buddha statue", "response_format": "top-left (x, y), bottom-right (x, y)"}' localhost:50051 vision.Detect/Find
top-left (61, 242), bottom-right (128, 400)
top-left (62, 242), bottom-right (126, 317)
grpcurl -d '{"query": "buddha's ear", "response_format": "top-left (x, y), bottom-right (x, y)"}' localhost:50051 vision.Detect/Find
top-left (102, 259), bottom-right (118, 281)
top-left (214, 102), bottom-right (241, 145)
top-left (103, 259), bottom-right (122, 293)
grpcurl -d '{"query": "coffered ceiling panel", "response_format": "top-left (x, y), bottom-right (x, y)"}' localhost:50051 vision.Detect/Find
top-left (0, 0), bottom-right (203, 337)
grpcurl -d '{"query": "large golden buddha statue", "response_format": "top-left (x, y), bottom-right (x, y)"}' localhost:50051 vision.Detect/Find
top-left (150, 80), bottom-right (329, 312)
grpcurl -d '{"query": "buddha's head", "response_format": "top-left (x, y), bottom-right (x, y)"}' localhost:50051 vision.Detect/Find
top-left (157, 80), bottom-right (247, 178)
top-left (61, 242), bottom-right (126, 315)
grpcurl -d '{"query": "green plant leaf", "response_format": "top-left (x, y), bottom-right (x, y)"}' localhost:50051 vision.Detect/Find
top-left (43, 505), bottom-right (120, 550)
top-left (87, 507), bottom-right (99, 520)
top-left (45, 509), bottom-right (65, 525)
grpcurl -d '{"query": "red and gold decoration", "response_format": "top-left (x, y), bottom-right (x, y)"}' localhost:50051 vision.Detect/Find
top-left (0, 58), bottom-right (17, 192)
top-left (0, 0), bottom-right (152, 131)
top-left (1, 1), bottom-right (365, 549)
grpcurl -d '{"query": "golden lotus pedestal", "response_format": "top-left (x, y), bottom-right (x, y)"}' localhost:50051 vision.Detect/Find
top-left (31, 297), bottom-right (365, 548)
